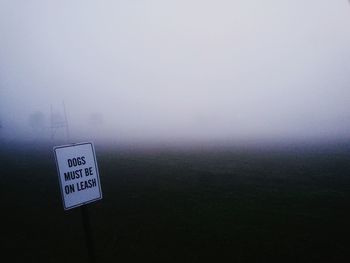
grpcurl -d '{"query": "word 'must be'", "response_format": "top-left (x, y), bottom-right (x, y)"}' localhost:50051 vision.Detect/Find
top-left (63, 156), bottom-right (97, 195)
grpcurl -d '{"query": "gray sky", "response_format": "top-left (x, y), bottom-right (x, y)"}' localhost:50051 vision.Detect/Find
top-left (1, 0), bottom-right (350, 145)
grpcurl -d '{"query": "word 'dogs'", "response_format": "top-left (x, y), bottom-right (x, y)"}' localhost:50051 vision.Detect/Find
top-left (54, 142), bottom-right (102, 210)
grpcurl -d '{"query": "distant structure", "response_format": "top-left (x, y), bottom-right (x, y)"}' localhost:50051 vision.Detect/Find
top-left (50, 102), bottom-right (70, 142)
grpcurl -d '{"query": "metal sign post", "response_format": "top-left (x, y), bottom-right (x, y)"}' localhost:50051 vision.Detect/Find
top-left (81, 205), bottom-right (96, 263)
top-left (54, 142), bottom-right (102, 263)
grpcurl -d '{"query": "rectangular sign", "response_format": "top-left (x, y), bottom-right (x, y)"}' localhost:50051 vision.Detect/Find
top-left (54, 142), bottom-right (102, 210)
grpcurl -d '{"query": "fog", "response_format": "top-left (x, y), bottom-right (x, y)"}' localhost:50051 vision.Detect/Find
top-left (1, 0), bottom-right (350, 146)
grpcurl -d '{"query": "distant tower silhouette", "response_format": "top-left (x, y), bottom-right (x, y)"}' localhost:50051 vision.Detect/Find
top-left (50, 102), bottom-right (70, 142)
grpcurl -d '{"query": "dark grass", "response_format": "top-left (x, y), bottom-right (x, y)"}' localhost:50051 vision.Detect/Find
top-left (1, 142), bottom-right (350, 262)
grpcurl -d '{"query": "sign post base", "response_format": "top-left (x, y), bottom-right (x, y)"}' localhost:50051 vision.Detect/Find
top-left (81, 205), bottom-right (96, 263)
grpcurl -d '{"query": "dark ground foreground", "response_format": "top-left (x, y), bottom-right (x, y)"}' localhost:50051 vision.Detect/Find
top-left (1, 141), bottom-right (350, 262)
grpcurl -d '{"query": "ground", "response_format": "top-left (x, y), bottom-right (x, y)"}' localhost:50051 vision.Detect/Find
top-left (1, 142), bottom-right (350, 262)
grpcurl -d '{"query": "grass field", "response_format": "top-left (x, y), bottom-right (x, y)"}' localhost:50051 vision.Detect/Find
top-left (1, 142), bottom-right (350, 262)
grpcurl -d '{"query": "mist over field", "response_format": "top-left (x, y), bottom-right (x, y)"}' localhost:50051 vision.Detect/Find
top-left (1, 0), bottom-right (350, 147)
top-left (2, 2), bottom-right (350, 262)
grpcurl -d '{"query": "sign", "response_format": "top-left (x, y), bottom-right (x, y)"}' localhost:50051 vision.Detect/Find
top-left (54, 142), bottom-right (102, 210)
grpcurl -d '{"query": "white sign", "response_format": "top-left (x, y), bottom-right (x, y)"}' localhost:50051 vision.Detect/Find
top-left (54, 142), bottom-right (102, 210)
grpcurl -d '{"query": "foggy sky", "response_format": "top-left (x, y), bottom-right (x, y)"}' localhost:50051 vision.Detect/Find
top-left (1, 0), bottom-right (350, 145)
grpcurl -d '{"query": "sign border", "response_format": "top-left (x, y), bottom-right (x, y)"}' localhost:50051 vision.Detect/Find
top-left (53, 142), bottom-right (103, 210)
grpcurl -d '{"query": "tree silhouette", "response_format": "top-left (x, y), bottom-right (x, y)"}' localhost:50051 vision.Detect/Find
top-left (29, 111), bottom-right (46, 129)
